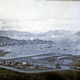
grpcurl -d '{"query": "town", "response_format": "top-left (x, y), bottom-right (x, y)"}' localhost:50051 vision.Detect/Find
top-left (0, 57), bottom-right (61, 71)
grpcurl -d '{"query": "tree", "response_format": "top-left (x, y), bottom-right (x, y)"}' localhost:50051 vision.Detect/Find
top-left (3, 60), bottom-right (6, 65)
top-left (9, 61), bottom-right (11, 66)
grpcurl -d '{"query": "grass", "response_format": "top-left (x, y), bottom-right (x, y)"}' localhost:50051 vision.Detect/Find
top-left (0, 67), bottom-right (80, 80)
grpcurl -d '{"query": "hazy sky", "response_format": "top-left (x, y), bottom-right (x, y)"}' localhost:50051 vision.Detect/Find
top-left (0, 0), bottom-right (80, 32)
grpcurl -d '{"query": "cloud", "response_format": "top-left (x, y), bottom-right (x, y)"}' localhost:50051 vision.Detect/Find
top-left (0, 1), bottom-right (80, 20)
top-left (0, 18), bottom-right (80, 32)
top-left (0, 1), bottom-right (80, 32)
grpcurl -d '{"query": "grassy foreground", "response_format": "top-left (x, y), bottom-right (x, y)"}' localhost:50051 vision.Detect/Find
top-left (0, 68), bottom-right (80, 80)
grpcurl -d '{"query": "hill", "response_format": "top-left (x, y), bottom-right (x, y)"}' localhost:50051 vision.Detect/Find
top-left (36, 30), bottom-right (74, 37)
top-left (0, 67), bottom-right (80, 80)
top-left (75, 31), bottom-right (80, 36)
top-left (0, 30), bottom-right (34, 38)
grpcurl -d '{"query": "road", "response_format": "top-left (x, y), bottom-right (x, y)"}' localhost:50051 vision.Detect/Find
top-left (0, 65), bottom-right (79, 73)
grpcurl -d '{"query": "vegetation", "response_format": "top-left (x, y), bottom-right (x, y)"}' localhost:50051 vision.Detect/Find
top-left (3, 60), bottom-right (6, 64)
top-left (0, 67), bottom-right (80, 80)
top-left (72, 60), bottom-right (80, 67)
top-left (72, 63), bottom-right (80, 67)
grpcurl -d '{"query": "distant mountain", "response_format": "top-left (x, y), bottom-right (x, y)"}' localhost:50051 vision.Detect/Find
top-left (0, 30), bottom-right (34, 38)
top-left (36, 30), bottom-right (74, 37)
top-left (0, 30), bottom-right (75, 40)
top-left (75, 31), bottom-right (80, 36)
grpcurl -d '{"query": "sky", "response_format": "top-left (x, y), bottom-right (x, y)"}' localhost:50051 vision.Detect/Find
top-left (0, 0), bottom-right (80, 32)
